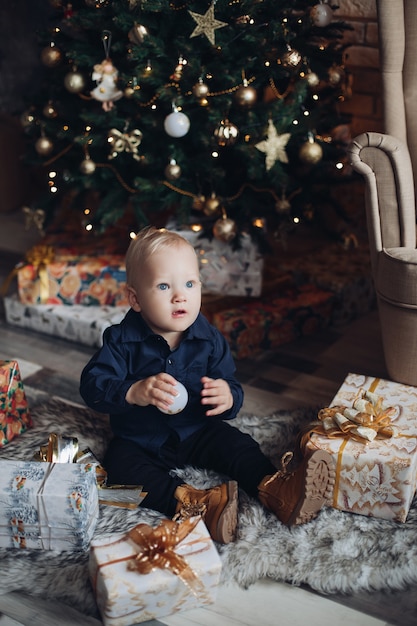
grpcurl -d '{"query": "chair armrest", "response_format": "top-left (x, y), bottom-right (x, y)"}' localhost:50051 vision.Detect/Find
top-left (348, 132), bottom-right (416, 271)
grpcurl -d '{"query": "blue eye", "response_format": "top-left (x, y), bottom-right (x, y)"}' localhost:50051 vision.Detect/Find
top-left (158, 283), bottom-right (169, 291)
top-left (186, 280), bottom-right (194, 288)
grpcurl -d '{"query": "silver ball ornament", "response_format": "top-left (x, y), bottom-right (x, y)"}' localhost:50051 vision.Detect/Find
top-left (311, 3), bottom-right (333, 27)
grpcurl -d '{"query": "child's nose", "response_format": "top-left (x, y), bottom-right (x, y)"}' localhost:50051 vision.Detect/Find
top-left (173, 289), bottom-right (186, 302)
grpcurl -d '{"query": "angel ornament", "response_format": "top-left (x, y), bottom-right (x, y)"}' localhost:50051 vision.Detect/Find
top-left (91, 58), bottom-right (123, 111)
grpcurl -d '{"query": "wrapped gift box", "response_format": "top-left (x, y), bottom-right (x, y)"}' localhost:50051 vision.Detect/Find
top-left (4, 294), bottom-right (129, 347)
top-left (307, 373), bottom-right (417, 522)
top-left (16, 249), bottom-right (128, 306)
top-left (173, 227), bottom-right (264, 297)
top-left (89, 517), bottom-right (222, 626)
top-left (0, 360), bottom-right (32, 447)
top-left (212, 284), bottom-right (335, 359)
top-left (0, 460), bottom-right (99, 550)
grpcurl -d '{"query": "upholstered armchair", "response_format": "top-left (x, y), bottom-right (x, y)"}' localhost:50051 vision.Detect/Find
top-left (348, 0), bottom-right (417, 386)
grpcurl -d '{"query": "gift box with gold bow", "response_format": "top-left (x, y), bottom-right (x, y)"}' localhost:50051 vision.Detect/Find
top-left (14, 246), bottom-right (128, 306)
top-left (304, 373), bottom-right (417, 522)
top-left (0, 360), bottom-right (32, 447)
top-left (89, 516), bottom-right (222, 626)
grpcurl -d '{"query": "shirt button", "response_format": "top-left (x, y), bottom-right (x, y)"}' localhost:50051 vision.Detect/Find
top-left (168, 359), bottom-right (173, 365)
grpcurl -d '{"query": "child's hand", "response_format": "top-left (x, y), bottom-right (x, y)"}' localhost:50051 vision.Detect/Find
top-left (200, 376), bottom-right (233, 416)
top-left (126, 373), bottom-right (179, 412)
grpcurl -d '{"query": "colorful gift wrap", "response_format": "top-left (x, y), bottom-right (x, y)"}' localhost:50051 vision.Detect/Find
top-left (89, 516), bottom-right (222, 626)
top-left (15, 246), bottom-right (128, 306)
top-left (0, 360), bottom-right (32, 447)
top-left (212, 284), bottom-right (335, 359)
top-left (0, 460), bottom-right (99, 550)
top-left (4, 294), bottom-right (129, 348)
top-left (278, 243), bottom-right (375, 325)
top-left (306, 373), bottom-right (417, 522)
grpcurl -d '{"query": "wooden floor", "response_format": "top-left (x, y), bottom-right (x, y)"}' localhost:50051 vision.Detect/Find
top-left (0, 223), bottom-right (416, 625)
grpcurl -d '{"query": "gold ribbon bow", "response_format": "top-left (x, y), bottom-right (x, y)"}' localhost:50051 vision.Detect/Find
top-left (126, 517), bottom-right (208, 600)
top-left (301, 391), bottom-right (397, 449)
top-left (0, 244), bottom-right (55, 301)
top-left (22, 206), bottom-right (46, 235)
top-left (108, 128), bottom-right (143, 161)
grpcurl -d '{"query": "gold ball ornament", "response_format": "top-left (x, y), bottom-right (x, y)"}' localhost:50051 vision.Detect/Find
top-left (124, 86), bottom-right (135, 98)
top-left (64, 68), bottom-right (86, 94)
top-left (214, 119), bottom-right (239, 147)
top-left (299, 138), bottom-right (323, 164)
top-left (35, 136), bottom-right (54, 157)
top-left (41, 44), bottom-right (62, 68)
top-left (213, 216), bottom-right (237, 242)
top-left (305, 71), bottom-right (320, 88)
top-left (192, 195), bottom-right (205, 211)
top-left (192, 79), bottom-right (209, 99)
top-left (79, 157), bottom-right (96, 175)
top-left (328, 65), bottom-right (345, 86)
top-left (164, 159), bottom-right (182, 180)
top-left (281, 45), bottom-right (302, 68)
top-left (203, 193), bottom-right (221, 216)
top-left (234, 81), bottom-right (257, 107)
top-left (128, 23), bottom-right (149, 46)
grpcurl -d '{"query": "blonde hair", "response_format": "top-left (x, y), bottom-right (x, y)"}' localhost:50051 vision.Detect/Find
top-left (125, 226), bottom-right (197, 287)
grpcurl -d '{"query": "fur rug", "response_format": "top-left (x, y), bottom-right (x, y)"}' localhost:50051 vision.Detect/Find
top-left (1, 390), bottom-right (417, 619)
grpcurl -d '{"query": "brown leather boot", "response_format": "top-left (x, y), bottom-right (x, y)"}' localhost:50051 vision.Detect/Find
top-left (258, 449), bottom-right (335, 526)
top-left (173, 481), bottom-right (238, 544)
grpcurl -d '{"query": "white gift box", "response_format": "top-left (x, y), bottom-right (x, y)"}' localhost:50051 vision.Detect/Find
top-left (173, 228), bottom-right (264, 297)
top-left (89, 517), bottom-right (222, 626)
top-left (4, 294), bottom-right (128, 347)
top-left (0, 460), bottom-right (99, 550)
top-left (307, 373), bottom-right (417, 522)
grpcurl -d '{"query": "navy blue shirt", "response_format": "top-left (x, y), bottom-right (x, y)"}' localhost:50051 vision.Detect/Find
top-left (79, 309), bottom-right (244, 454)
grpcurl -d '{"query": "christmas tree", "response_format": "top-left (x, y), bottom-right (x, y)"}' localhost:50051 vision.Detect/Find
top-left (21, 0), bottom-right (352, 250)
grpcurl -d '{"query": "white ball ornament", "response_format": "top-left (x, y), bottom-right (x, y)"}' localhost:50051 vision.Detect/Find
top-left (159, 382), bottom-right (188, 414)
top-left (164, 111), bottom-right (190, 138)
top-left (311, 3), bottom-right (333, 27)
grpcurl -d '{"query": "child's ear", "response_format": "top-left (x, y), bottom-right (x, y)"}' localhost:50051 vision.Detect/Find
top-left (126, 286), bottom-right (141, 312)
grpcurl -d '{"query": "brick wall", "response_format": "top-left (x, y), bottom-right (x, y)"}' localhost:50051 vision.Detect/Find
top-left (334, 0), bottom-right (383, 136)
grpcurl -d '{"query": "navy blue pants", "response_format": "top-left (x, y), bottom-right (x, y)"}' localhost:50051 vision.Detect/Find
top-left (103, 420), bottom-right (277, 517)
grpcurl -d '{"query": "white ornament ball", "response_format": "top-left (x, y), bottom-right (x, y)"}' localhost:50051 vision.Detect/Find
top-left (164, 111), bottom-right (190, 138)
top-left (159, 382), bottom-right (188, 414)
top-left (311, 3), bottom-right (333, 27)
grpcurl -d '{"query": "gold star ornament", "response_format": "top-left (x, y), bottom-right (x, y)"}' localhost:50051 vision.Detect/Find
top-left (255, 119), bottom-right (290, 171)
top-left (189, 3), bottom-right (228, 46)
